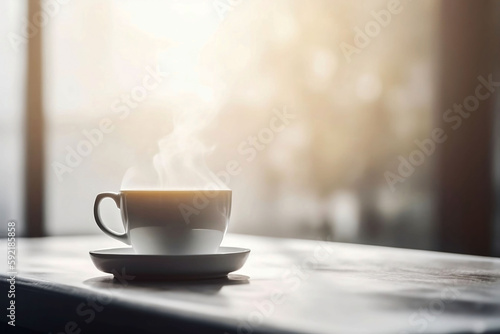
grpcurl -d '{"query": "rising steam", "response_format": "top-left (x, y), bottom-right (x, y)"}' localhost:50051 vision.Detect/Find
top-left (121, 103), bottom-right (228, 191)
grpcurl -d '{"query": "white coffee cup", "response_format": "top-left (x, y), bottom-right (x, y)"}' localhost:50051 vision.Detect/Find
top-left (93, 190), bottom-right (231, 255)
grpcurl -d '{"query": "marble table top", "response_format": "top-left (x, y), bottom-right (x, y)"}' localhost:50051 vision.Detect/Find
top-left (1, 234), bottom-right (500, 333)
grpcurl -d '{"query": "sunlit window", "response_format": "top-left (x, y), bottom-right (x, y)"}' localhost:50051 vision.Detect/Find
top-left (0, 0), bottom-right (26, 236)
top-left (16, 0), bottom-right (439, 249)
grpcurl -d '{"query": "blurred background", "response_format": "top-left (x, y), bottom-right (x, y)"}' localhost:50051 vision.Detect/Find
top-left (1, 0), bottom-right (499, 256)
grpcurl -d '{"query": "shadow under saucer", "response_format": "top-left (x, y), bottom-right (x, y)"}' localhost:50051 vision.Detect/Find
top-left (83, 273), bottom-right (250, 294)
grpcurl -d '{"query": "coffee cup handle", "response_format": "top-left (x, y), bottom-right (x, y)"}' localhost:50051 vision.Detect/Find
top-left (93, 192), bottom-right (131, 245)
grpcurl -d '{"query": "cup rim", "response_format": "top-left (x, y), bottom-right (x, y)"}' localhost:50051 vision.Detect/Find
top-left (119, 189), bottom-right (232, 193)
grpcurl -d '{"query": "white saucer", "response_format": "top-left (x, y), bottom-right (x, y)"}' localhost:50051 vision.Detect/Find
top-left (89, 247), bottom-right (250, 280)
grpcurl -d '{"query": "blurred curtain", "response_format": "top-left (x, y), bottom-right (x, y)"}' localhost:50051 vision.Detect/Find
top-left (437, 0), bottom-right (500, 256)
